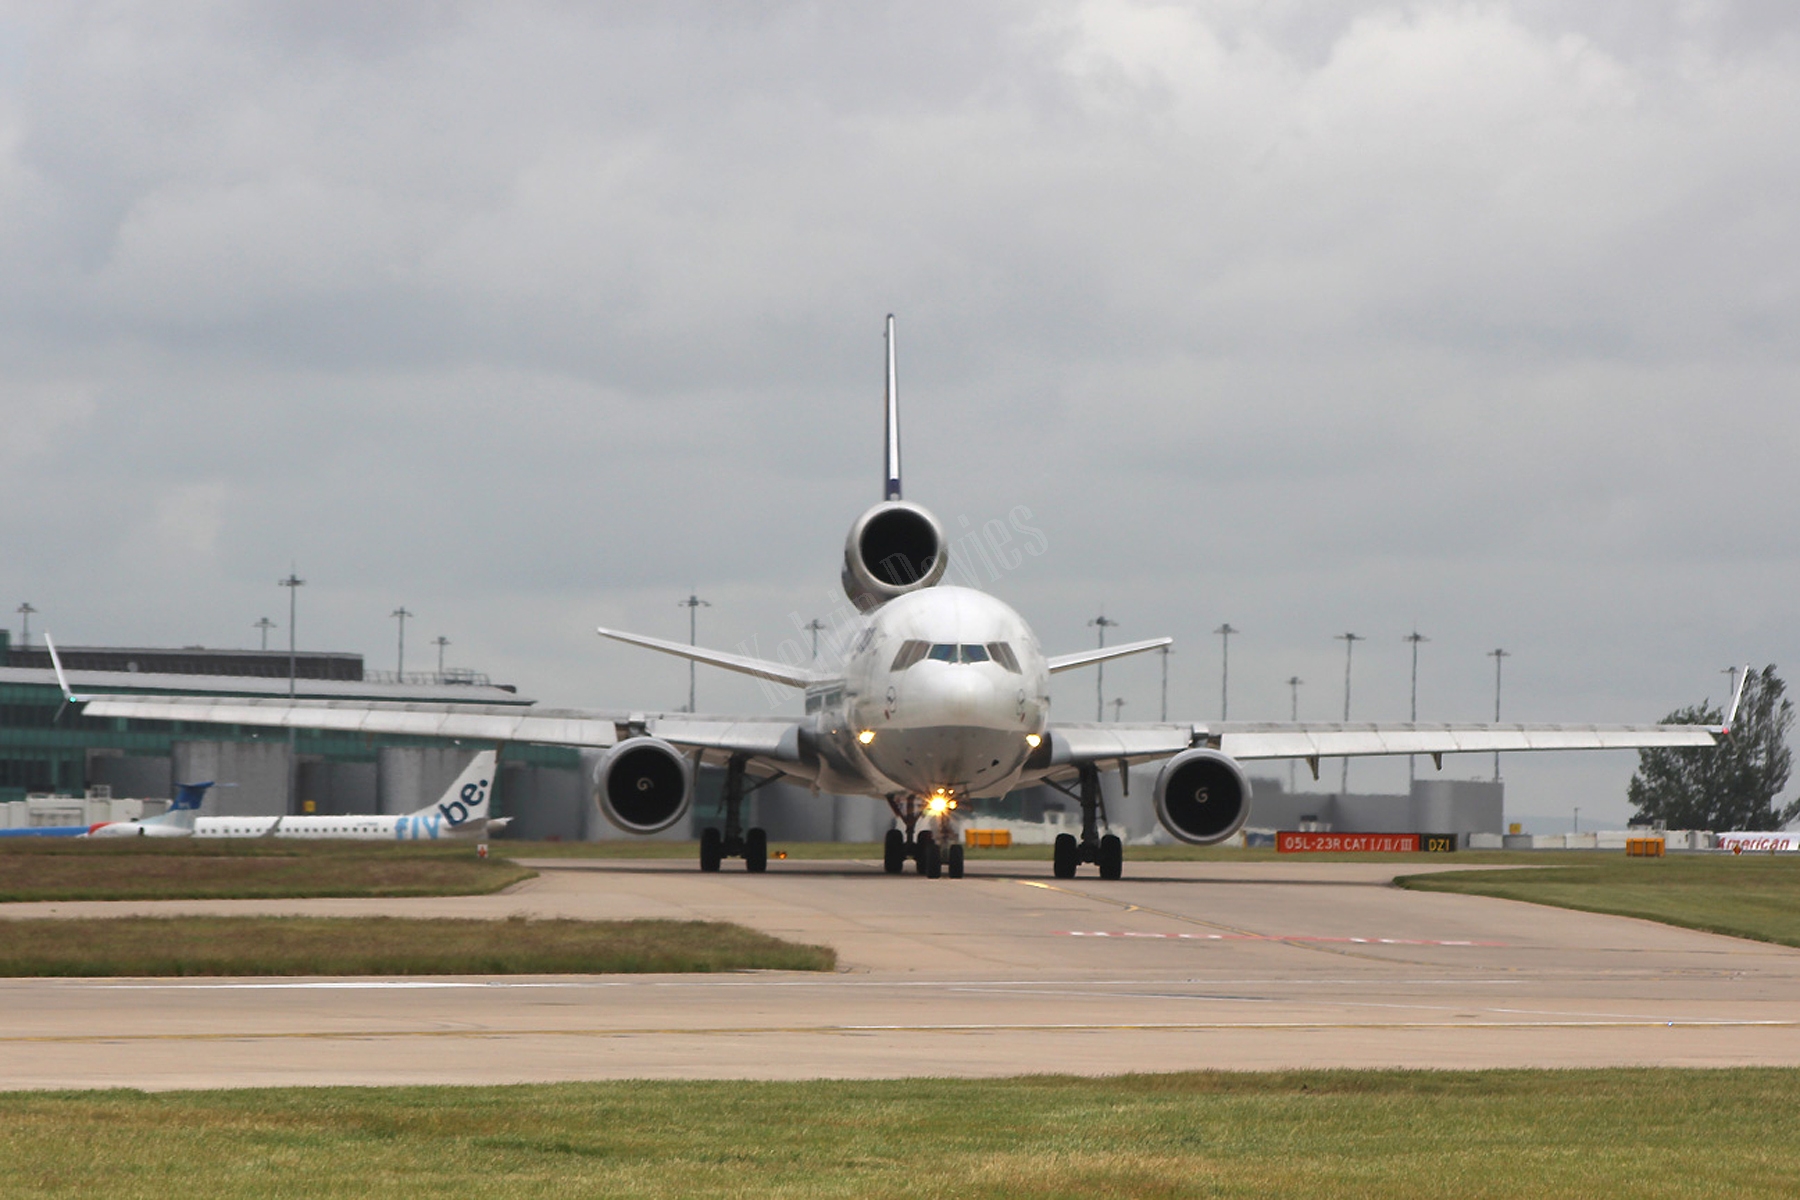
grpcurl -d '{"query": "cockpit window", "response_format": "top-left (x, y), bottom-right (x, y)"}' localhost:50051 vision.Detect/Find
top-left (890, 640), bottom-right (929, 671)
top-left (894, 641), bottom-right (1014, 669)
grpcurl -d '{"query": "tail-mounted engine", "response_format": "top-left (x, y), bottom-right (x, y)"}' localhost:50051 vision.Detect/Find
top-left (594, 737), bottom-right (693, 834)
top-left (1153, 749), bottom-right (1253, 845)
top-left (841, 500), bottom-right (948, 611)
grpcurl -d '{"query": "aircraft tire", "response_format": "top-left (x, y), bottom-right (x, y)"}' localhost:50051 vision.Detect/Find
top-left (947, 843), bottom-right (964, 879)
top-left (700, 828), bottom-right (723, 873)
top-left (745, 827), bottom-right (768, 873)
top-left (1053, 833), bottom-right (1079, 879)
top-left (1099, 834), bottom-right (1123, 881)
top-left (883, 829), bottom-right (906, 874)
top-left (914, 829), bottom-right (935, 876)
top-left (922, 836), bottom-right (943, 879)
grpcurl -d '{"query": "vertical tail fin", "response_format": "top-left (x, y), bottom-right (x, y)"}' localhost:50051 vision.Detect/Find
top-left (410, 749), bottom-right (498, 828)
top-left (884, 314), bottom-right (902, 501)
top-left (171, 782), bottom-right (214, 811)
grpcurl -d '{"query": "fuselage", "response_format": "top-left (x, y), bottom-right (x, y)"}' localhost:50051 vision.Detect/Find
top-left (809, 586), bottom-right (1050, 802)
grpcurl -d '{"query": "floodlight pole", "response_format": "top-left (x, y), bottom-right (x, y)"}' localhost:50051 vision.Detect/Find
top-left (805, 618), bottom-right (827, 662)
top-left (15, 602), bottom-right (36, 647)
top-left (1405, 630), bottom-right (1429, 787)
top-left (679, 593), bottom-right (711, 713)
top-left (254, 617), bottom-right (276, 651)
top-left (1215, 623), bottom-right (1238, 721)
top-left (1336, 633), bottom-right (1363, 794)
top-left (1286, 675), bottom-right (1303, 794)
top-left (433, 635), bottom-right (450, 679)
top-left (1488, 647), bottom-right (1510, 782)
top-left (1088, 612), bottom-right (1118, 722)
top-left (279, 574), bottom-right (305, 701)
top-left (279, 572), bottom-right (305, 816)
top-left (1110, 697), bottom-right (1126, 722)
top-left (1159, 645), bottom-right (1171, 722)
top-left (391, 607), bottom-right (414, 678)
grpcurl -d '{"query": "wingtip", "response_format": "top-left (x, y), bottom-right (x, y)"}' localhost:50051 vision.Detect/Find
top-left (1721, 663), bottom-right (1752, 735)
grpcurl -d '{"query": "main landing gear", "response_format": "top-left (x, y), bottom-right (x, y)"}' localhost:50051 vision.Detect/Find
top-left (883, 796), bottom-right (965, 879)
top-left (1048, 763), bottom-right (1124, 881)
top-left (698, 755), bottom-right (773, 873)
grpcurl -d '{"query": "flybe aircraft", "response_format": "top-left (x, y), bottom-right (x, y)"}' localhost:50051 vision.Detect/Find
top-left (55, 318), bottom-right (1741, 879)
top-left (84, 751), bottom-right (505, 840)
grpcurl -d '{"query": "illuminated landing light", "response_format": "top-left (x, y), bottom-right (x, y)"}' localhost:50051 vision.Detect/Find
top-left (927, 794), bottom-right (952, 817)
top-left (857, 730), bottom-right (876, 745)
top-left (1025, 734), bottom-right (1042, 748)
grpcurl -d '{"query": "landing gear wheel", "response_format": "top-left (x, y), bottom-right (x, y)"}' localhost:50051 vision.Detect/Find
top-left (947, 843), bottom-right (964, 879)
top-left (922, 836), bottom-right (943, 879)
top-left (1053, 833), bottom-right (1079, 879)
top-left (699, 827), bottom-right (723, 873)
top-left (744, 827), bottom-right (768, 873)
top-left (883, 829), bottom-right (906, 875)
top-left (1098, 834), bottom-right (1123, 880)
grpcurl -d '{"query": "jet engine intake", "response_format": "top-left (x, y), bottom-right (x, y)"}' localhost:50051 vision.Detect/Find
top-left (595, 737), bottom-right (693, 834)
top-left (841, 500), bottom-right (948, 611)
top-left (1153, 749), bottom-right (1252, 845)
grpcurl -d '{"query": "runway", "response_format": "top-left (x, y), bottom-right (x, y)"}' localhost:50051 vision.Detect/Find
top-left (3, 857), bottom-right (1798, 1090)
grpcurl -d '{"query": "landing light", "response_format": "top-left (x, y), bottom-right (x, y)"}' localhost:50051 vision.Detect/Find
top-left (857, 730), bottom-right (876, 745)
top-left (1025, 734), bottom-right (1041, 749)
top-left (927, 795), bottom-right (952, 817)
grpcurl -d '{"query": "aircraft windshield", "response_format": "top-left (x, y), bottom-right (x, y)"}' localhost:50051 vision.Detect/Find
top-left (893, 641), bottom-right (1021, 670)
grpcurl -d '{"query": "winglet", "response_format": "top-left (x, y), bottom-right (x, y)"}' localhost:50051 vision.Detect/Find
top-left (1722, 664), bottom-right (1752, 734)
top-left (884, 314), bottom-right (901, 502)
top-left (45, 634), bottom-right (86, 702)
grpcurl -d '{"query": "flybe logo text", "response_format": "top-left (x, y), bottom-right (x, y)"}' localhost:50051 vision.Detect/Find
top-left (438, 780), bottom-right (490, 827)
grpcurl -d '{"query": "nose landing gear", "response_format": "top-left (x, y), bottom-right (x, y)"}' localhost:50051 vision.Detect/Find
top-left (883, 795), bottom-right (966, 879)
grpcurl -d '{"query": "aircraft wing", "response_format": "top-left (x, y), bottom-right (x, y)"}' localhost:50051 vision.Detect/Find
top-left (76, 694), bottom-right (805, 764)
top-left (1208, 721), bottom-right (1723, 761)
top-left (1026, 718), bottom-right (1725, 783)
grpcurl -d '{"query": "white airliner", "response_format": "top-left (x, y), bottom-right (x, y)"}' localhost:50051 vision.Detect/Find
top-left (86, 751), bottom-right (505, 840)
top-left (55, 318), bottom-right (1742, 878)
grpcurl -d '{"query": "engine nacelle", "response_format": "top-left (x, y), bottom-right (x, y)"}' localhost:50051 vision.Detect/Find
top-left (841, 500), bottom-right (948, 611)
top-left (1154, 749), bottom-right (1253, 845)
top-left (594, 737), bottom-right (693, 834)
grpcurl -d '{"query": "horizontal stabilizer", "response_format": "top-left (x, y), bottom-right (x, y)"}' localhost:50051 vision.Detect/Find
top-left (1046, 637), bottom-right (1173, 674)
top-left (596, 627), bottom-right (832, 690)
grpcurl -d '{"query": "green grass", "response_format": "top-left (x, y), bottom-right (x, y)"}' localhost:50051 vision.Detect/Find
top-left (0, 839), bottom-right (533, 901)
top-left (1398, 853), bottom-right (1800, 948)
top-left (0, 916), bottom-right (835, 976)
top-left (1, 1070), bottom-right (1796, 1197)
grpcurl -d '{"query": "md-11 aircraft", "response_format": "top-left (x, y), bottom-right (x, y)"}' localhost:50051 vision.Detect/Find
top-left (54, 318), bottom-right (1743, 879)
top-left (83, 751), bottom-right (504, 840)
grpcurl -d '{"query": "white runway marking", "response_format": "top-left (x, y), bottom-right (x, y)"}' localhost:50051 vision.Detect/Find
top-left (1062, 931), bottom-right (1505, 946)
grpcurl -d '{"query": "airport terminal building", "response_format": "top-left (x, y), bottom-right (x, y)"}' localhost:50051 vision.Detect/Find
top-left (0, 631), bottom-right (588, 838)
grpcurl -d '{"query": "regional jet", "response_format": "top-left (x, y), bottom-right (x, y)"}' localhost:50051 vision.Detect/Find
top-left (54, 318), bottom-right (1744, 878)
top-left (83, 751), bottom-right (507, 840)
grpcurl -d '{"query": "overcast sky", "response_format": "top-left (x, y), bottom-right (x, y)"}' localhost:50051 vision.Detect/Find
top-left (4, 1), bottom-right (1796, 829)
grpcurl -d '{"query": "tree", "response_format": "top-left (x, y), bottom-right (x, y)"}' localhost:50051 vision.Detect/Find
top-left (1628, 666), bottom-right (1795, 831)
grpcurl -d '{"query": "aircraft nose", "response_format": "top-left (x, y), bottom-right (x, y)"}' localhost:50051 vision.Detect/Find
top-left (933, 669), bottom-right (1012, 729)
